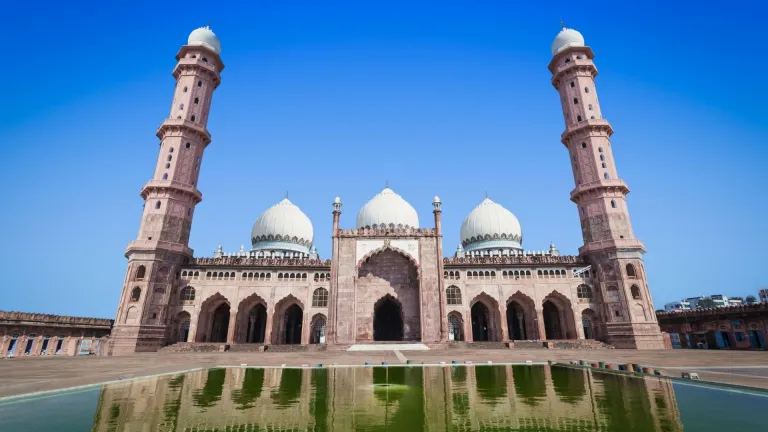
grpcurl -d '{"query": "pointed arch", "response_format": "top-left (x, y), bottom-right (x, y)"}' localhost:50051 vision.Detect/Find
top-left (469, 292), bottom-right (502, 342)
top-left (310, 313), bottom-right (327, 344)
top-left (447, 311), bottom-right (465, 341)
top-left (581, 308), bottom-right (598, 339)
top-left (356, 245), bottom-right (419, 270)
top-left (272, 294), bottom-right (305, 345)
top-left (542, 291), bottom-right (577, 340)
top-left (506, 291), bottom-right (537, 340)
top-left (195, 293), bottom-right (231, 342)
top-left (234, 293), bottom-right (268, 343)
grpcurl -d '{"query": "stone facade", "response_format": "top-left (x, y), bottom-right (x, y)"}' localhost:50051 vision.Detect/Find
top-left (657, 304), bottom-right (768, 350)
top-left (0, 311), bottom-right (112, 358)
top-left (109, 25), bottom-right (666, 354)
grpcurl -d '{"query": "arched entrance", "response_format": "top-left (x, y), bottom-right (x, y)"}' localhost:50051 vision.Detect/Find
top-left (543, 301), bottom-right (562, 340)
top-left (448, 312), bottom-right (464, 341)
top-left (471, 302), bottom-right (491, 341)
top-left (506, 301), bottom-right (527, 340)
top-left (247, 304), bottom-right (268, 343)
top-left (210, 304), bottom-right (230, 343)
top-left (310, 314), bottom-right (327, 344)
top-left (284, 304), bottom-right (303, 344)
top-left (582, 309), bottom-right (597, 339)
top-left (373, 296), bottom-right (403, 341)
top-left (173, 311), bottom-right (191, 343)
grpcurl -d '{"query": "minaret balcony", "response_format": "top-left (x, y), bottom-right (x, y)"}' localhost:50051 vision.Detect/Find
top-left (126, 239), bottom-right (194, 257)
top-left (579, 238), bottom-right (646, 256)
top-left (561, 118), bottom-right (613, 144)
top-left (141, 179), bottom-right (203, 203)
top-left (156, 119), bottom-right (212, 145)
top-left (570, 179), bottom-right (629, 202)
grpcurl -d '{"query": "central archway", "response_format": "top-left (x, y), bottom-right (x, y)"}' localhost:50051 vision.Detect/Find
top-left (506, 301), bottom-right (527, 340)
top-left (210, 303), bottom-right (230, 343)
top-left (471, 302), bottom-right (491, 341)
top-left (373, 296), bottom-right (404, 341)
top-left (543, 301), bottom-right (562, 340)
top-left (284, 304), bottom-right (303, 344)
top-left (246, 304), bottom-right (268, 343)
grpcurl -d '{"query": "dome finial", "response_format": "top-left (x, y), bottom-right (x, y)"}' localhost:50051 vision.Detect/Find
top-left (485, 190), bottom-right (488, 199)
top-left (560, 18), bottom-right (565, 29)
top-left (285, 191), bottom-right (289, 199)
top-left (385, 179), bottom-right (389, 188)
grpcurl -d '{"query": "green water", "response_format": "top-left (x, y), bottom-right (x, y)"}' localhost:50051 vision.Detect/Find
top-left (0, 365), bottom-right (765, 431)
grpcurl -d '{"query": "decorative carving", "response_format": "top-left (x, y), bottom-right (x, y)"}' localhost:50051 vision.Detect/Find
top-left (191, 256), bottom-right (331, 268)
top-left (443, 255), bottom-right (582, 266)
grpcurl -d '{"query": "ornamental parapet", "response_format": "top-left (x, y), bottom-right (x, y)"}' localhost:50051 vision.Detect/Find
top-left (443, 255), bottom-right (583, 266)
top-left (0, 310), bottom-right (113, 329)
top-left (570, 178), bottom-right (630, 202)
top-left (337, 227), bottom-right (437, 237)
top-left (656, 303), bottom-right (768, 321)
top-left (191, 256), bottom-right (332, 268)
top-left (141, 179), bottom-right (202, 202)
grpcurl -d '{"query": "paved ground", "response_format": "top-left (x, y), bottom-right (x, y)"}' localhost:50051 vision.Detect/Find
top-left (1, 348), bottom-right (767, 398)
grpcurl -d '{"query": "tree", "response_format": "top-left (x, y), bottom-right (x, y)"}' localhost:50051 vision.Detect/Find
top-left (746, 295), bottom-right (758, 304)
top-left (697, 298), bottom-right (717, 308)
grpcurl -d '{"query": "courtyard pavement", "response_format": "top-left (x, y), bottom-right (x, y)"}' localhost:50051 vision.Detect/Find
top-left (1, 348), bottom-right (767, 398)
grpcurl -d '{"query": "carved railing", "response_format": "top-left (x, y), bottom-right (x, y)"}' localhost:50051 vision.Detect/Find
top-left (656, 303), bottom-right (768, 319)
top-left (337, 227), bottom-right (437, 237)
top-left (443, 255), bottom-right (583, 266)
top-left (0, 311), bottom-right (113, 327)
top-left (192, 257), bottom-right (332, 268)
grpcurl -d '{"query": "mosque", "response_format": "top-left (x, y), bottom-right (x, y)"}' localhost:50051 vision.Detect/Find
top-left (108, 24), bottom-right (666, 355)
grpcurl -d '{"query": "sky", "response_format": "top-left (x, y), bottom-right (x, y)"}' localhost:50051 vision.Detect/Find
top-left (1, 1), bottom-right (766, 317)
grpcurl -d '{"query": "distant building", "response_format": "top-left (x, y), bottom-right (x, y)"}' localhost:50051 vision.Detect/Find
top-left (657, 304), bottom-right (768, 350)
top-left (728, 298), bottom-right (744, 307)
top-left (0, 311), bottom-right (113, 358)
top-left (664, 302), bottom-right (690, 312)
top-left (760, 289), bottom-right (768, 304)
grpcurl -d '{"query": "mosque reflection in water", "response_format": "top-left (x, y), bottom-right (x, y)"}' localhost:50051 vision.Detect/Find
top-left (92, 365), bottom-right (682, 431)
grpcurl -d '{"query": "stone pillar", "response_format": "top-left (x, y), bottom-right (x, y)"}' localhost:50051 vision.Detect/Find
top-left (536, 308), bottom-right (547, 340)
top-left (499, 303), bottom-right (510, 341)
top-left (187, 311), bottom-right (199, 343)
top-left (517, 313), bottom-right (526, 339)
top-left (226, 309), bottom-right (238, 343)
top-left (328, 197), bottom-right (342, 344)
top-left (263, 309), bottom-right (274, 345)
top-left (301, 312), bottom-right (310, 345)
top-left (433, 197), bottom-right (448, 342)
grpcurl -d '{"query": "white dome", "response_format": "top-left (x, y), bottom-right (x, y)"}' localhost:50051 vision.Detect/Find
top-left (188, 26), bottom-right (221, 54)
top-left (356, 187), bottom-right (419, 229)
top-left (551, 27), bottom-right (584, 55)
top-left (251, 198), bottom-right (313, 253)
top-left (460, 198), bottom-right (523, 251)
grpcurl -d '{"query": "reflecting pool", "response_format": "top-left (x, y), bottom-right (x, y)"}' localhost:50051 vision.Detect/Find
top-left (0, 365), bottom-right (766, 431)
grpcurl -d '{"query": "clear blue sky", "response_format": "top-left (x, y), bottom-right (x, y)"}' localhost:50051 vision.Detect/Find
top-left (1, 1), bottom-right (766, 317)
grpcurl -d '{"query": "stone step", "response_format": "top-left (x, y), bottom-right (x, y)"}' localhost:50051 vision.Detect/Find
top-left (347, 343), bottom-right (430, 351)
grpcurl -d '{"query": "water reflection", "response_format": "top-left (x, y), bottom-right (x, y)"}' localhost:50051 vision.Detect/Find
top-left (91, 365), bottom-right (683, 431)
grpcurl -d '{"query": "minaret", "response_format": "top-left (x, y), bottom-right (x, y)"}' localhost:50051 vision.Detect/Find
top-left (548, 24), bottom-right (664, 349)
top-left (109, 26), bottom-right (224, 355)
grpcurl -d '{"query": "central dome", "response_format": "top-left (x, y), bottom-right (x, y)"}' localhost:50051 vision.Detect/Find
top-left (357, 187), bottom-right (419, 229)
top-left (460, 198), bottom-right (522, 251)
top-left (251, 198), bottom-right (313, 254)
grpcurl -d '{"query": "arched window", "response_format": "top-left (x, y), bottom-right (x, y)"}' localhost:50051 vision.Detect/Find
top-left (167, 154), bottom-right (172, 162)
top-left (581, 142), bottom-right (587, 148)
top-left (194, 97), bottom-right (199, 104)
top-left (626, 264), bottom-right (637, 278)
top-left (588, 104), bottom-right (593, 111)
top-left (191, 115), bottom-right (196, 122)
top-left (130, 287), bottom-right (141, 302)
top-left (585, 87), bottom-right (590, 93)
top-left (169, 147), bottom-right (174, 153)
top-left (178, 103), bottom-right (184, 110)
top-left (573, 98), bottom-right (579, 104)
top-left (598, 147), bottom-right (603, 153)
top-left (604, 172), bottom-right (610, 180)
top-left (577, 115), bottom-right (582, 122)
top-left (180, 286), bottom-right (195, 301)
top-left (570, 81), bottom-right (575, 88)
top-left (446, 286), bottom-right (462, 305)
top-left (202, 57), bottom-right (208, 63)
top-left (162, 173), bottom-right (168, 180)
top-left (537, 270), bottom-right (542, 276)
top-left (135, 265), bottom-right (146, 280)
top-left (165, 163), bottom-right (170, 169)
top-left (185, 142), bottom-right (191, 149)
top-left (312, 288), bottom-right (329, 307)
top-left (600, 154), bottom-right (605, 161)
top-left (577, 284), bottom-right (593, 300)
top-left (197, 80), bottom-right (203, 87)
top-left (631, 285), bottom-right (641, 299)
top-left (155, 201), bottom-right (162, 209)
top-left (601, 162), bottom-right (607, 168)
top-left (183, 86), bottom-right (188, 93)
top-left (611, 200), bottom-right (617, 208)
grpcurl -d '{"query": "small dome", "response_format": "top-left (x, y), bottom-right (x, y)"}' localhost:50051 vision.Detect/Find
top-left (551, 27), bottom-right (584, 55)
top-left (251, 198), bottom-right (313, 254)
top-left (188, 26), bottom-right (221, 54)
top-left (433, 196), bottom-right (441, 203)
top-left (460, 198), bottom-right (522, 251)
top-left (357, 187), bottom-right (419, 229)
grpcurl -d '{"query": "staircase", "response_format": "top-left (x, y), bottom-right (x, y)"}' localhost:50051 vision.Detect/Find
top-left (347, 343), bottom-right (430, 351)
top-left (158, 342), bottom-right (225, 353)
top-left (448, 341), bottom-right (510, 350)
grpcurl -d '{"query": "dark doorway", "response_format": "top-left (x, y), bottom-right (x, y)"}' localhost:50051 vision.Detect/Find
top-left (543, 301), bottom-right (562, 340)
top-left (284, 304), bottom-right (303, 344)
top-left (210, 303), bottom-right (230, 342)
top-left (247, 304), bottom-right (268, 343)
top-left (471, 302), bottom-right (491, 341)
top-left (373, 297), bottom-right (403, 341)
top-left (506, 302), bottom-right (527, 340)
top-left (178, 319), bottom-right (190, 342)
